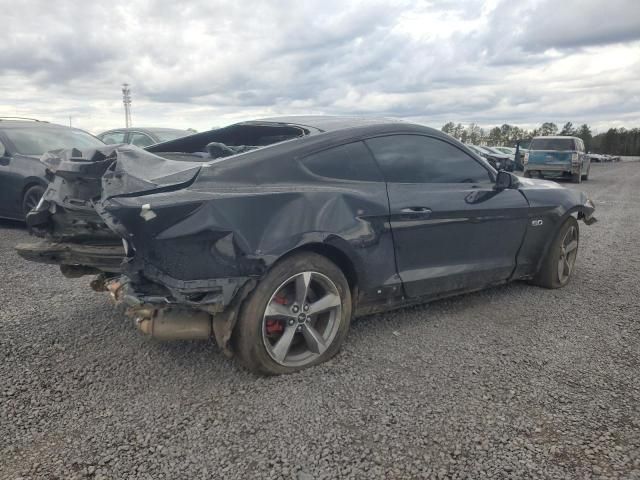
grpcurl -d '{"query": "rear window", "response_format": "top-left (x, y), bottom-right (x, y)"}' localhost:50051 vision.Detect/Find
top-left (4, 127), bottom-right (104, 155)
top-left (530, 138), bottom-right (576, 151)
top-left (149, 129), bottom-right (192, 142)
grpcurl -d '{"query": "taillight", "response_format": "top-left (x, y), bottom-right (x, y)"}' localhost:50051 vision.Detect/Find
top-left (523, 152), bottom-right (529, 164)
top-left (571, 153), bottom-right (579, 164)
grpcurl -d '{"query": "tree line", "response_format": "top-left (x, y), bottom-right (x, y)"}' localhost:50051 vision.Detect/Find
top-left (440, 121), bottom-right (640, 155)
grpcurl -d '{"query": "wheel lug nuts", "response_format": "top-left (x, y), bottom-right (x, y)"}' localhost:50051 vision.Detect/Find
top-left (292, 305), bottom-right (299, 313)
top-left (288, 319), bottom-right (295, 326)
top-left (303, 304), bottom-right (309, 311)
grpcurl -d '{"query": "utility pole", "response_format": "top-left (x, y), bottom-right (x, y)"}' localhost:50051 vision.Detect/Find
top-left (122, 83), bottom-right (132, 127)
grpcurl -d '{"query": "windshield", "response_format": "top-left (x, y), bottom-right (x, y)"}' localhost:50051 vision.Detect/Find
top-left (5, 127), bottom-right (104, 156)
top-left (530, 138), bottom-right (576, 151)
top-left (150, 129), bottom-right (192, 142)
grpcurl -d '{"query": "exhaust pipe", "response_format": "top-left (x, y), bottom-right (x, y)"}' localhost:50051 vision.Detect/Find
top-left (133, 308), bottom-right (212, 341)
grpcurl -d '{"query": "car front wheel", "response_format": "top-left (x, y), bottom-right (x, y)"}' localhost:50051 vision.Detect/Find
top-left (233, 252), bottom-right (352, 375)
top-left (532, 217), bottom-right (579, 289)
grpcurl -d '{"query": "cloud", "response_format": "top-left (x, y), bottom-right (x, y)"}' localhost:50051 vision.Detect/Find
top-left (0, 0), bottom-right (638, 134)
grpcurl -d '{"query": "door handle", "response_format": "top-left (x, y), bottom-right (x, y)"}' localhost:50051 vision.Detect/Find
top-left (400, 207), bottom-right (432, 213)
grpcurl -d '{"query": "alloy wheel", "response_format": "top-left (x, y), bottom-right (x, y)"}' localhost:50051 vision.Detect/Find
top-left (557, 225), bottom-right (578, 284)
top-left (23, 190), bottom-right (41, 214)
top-left (262, 271), bottom-right (342, 367)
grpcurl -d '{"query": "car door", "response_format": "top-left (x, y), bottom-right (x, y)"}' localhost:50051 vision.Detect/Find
top-left (0, 136), bottom-right (14, 217)
top-left (577, 138), bottom-right (590, 174)
top-left (365, 134), bottom-right (529, 298)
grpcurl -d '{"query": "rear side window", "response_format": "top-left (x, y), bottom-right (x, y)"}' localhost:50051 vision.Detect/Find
top-left (530, 138), bottom-right (576, 151)
top-left (366, 135), bottom-right (492, 184)
top-left (130, 132), bottom-right (155, 147)
top-left (301, 141), bottom-right (383, 182)
top-left (100, 131), bottom-right (126, 145)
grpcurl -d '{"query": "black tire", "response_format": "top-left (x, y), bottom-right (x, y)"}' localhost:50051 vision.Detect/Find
top-left (532, 217), bottom-right (579, 289)
top-left (523, 170), bottom-right (532, 178)
top-left (233, 252), bottom-right (352, 375)
top-left (22, 185), bottom-right (45, 218)
top-left (571, 172), bottom-right (582, 183)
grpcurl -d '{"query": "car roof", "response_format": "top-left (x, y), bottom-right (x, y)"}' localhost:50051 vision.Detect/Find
top-left (0, 119), bottom-right (68, 129)
top-left (100, 127), bottom-right (190, 133)
top-left (532, 135), bottom-right (579, 140)
top-left (243, 115), bottom-right (406, 133)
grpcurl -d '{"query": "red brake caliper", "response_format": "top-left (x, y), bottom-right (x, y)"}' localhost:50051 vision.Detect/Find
top-left (265, 294), bottom-right (288, 335)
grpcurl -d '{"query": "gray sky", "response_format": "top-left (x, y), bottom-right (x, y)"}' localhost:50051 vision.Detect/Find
top-left (1, 0), bottom-right (639, 134)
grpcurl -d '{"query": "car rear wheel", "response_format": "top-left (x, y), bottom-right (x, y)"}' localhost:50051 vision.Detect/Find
top-left (581, 166), bottom-right (590, 181)
top-left (532, 216), bottom-right (579, 289)
top-left (233, 252), bottom-right (352, 375)
top-left (22, 185), bottom-right (45, 218)
top-left (571, 172), bottom-right (582, 183)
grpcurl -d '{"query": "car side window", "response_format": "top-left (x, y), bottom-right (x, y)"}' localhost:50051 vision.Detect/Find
top-left (365, 135), bottom-right (492, 184)
top-left (301, 141), bottom-right (383, 182)
top-left (100, 131), bottom-right (126, 145)
top-left (130, 132), bottom-right (155, 148)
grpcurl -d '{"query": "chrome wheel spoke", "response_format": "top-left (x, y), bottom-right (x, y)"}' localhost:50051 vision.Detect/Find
top-left (558, 257), bottom-right (566, 282)
top-left (565, 240), bottom-right (578, 254)
top-left (271, 325), bottom-right (298, 363)
top-left (265, 302), bottom-right (295, 319)
top-left (295, 272), bottom-right (312, 306)
top-left (308, 293), bottom-right (341, 316)
top-left (302, 323), bottom-right (327, 355)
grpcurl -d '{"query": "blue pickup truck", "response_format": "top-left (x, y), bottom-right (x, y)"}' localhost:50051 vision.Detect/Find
top-left (523, 136), bottom-right (591, 183)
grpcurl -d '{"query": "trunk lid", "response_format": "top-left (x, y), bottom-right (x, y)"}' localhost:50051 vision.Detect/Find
top-left (528, 150), bottom-right (572, 166)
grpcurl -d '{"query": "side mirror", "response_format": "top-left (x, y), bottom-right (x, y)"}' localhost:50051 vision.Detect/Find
top-left (495, 170), bottom-right (519, 190)
top-left (0, 141), bottom-right (5, 157)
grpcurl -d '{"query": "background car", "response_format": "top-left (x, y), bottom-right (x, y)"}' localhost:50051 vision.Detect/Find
top-left (97, 127), bottom-right (193, 147)
top-left (0, 118), bottom-right (104, 220)
top-left (466, 144), bottom-right (514, 171)
top-left (524, 136), bottom-right (591, 183)
top-left (19, 116), bottom-right (596, 375)
top-left (493, 146), bottom-right (515, 155)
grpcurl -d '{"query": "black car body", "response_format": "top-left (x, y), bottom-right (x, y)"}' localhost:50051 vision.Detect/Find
top-left (17, 116), bottom-right (596, 374)
top-left (97, 127), bottom-right (192, 148)
top-left (0, 118), bottom-right (104, 220)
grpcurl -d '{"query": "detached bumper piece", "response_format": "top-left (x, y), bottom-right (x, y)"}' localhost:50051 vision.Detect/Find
top-left (15, 240), bottom-right (125, 273)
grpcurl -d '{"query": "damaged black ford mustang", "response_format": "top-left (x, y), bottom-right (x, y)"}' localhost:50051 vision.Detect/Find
top-left (16, 116), bottom-right (596, 374)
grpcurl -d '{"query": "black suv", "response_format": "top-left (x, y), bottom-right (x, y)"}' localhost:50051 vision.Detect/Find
top-left (0, 118), bottom-right (104, 220)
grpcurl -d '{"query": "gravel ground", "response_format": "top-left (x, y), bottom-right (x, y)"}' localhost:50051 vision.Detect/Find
top-left (1, 162), bottom-right (639, 480)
